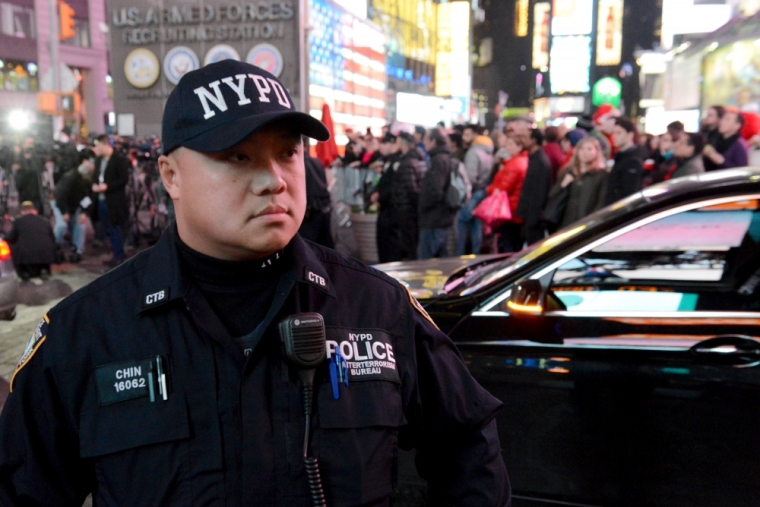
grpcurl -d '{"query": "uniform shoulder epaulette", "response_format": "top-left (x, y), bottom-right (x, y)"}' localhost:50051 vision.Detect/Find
top-left (10, 314), bottom-right (49, 392)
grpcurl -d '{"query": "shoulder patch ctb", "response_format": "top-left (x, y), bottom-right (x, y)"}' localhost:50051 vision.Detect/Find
top-left (142, 287), bottom-right (170, 309)
top-left (401, 284), bottom-right (439, 330)
top-left (304, 267), bottom-right (329, 292)
top-left (10, 314), bottom-right (49, 392)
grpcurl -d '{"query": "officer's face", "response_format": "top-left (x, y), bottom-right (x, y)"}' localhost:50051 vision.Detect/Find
top-left (159, 122), bottom-right (306, 261)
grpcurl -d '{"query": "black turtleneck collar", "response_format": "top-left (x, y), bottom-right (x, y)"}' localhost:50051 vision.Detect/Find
top-left (174, 226), bottom-right (286, 288)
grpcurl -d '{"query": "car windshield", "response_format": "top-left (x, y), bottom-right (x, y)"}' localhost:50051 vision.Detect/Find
top-left (447, 190), bottom-right (649, 297)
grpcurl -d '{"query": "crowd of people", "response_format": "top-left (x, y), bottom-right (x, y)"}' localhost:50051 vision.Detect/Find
top-left (327, 103), bottom-right (760, 262)
top-left (0, 129), bottom-right (170, 280)
top-left (3, 102), bottom-right (759, 274)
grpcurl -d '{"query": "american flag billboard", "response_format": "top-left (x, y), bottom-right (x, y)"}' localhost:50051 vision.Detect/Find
top-left (308, 0), bottom-right (387, 142)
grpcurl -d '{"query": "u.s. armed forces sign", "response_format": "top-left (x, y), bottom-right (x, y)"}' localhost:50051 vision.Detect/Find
top-left (113, 2), bottom-right (294, 45)
top-left (108, 0), bottom-right (300, 137)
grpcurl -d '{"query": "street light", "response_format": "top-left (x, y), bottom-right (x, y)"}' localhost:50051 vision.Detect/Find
top-left (8, 109), bottom-right (31, 131)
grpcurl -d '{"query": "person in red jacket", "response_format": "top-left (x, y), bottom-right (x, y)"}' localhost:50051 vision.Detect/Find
top-left (542, 126), bottom-right (565, 182)
top-left (487, 136), bottom-right (528, 252)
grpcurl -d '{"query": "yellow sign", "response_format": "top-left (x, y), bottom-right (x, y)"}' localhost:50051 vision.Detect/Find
top-left (515, 0), bottom-right (529, 37)
top-left (532, 2), bottom-right (550, 69)
top-left (435, 1), bottom-right (469, 97)
top-left (369, 0), bottom-right (437, 64)
top-left (596, 0), bottom-right (623, 66)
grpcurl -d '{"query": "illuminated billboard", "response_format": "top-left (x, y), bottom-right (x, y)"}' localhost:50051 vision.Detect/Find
top-left (435, 1), bottom-right (470, 98)
top-left (551, 0), bottom-right (593, 36)
top-left (703, 39), bottom-right (760, 112)
top-left (332, 0), bottom-right (367, 19)
top-left (370, 0), bottom-right (437, 64)
top-left (515, 0), bottom-right (529, 37)
top-left (549, 35), bottom-right (591, 94)
top-left (532, 2), bottom-right (550, 69)
top-left (596, 0), bottom-right (622, 66)
top-left (308, 0), bottom-right (387, 133)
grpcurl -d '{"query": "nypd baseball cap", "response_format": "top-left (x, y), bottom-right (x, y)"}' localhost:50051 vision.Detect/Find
top-left (162, 60), bottom-right (330, 154)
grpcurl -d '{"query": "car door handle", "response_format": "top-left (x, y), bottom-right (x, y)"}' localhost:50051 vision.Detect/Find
top-left (690, 335), bottom-right (760, 368)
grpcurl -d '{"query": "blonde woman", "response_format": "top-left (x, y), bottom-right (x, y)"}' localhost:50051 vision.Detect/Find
top-left (559, 137), bottom-right (609, 227)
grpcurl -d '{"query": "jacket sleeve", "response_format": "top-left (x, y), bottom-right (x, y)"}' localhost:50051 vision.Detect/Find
top-left (722, 141), bottom-right (749, 168)
top-left (593, 171), bottom-right (609, 212)
top-left (621, 159), bottom-right (644, 198)
top-left (463, 149), bottom-right (479, 187)
top-left (0, 320), bottom-right (92, 506)
top-left (399, 297), bottom-right (510, 507)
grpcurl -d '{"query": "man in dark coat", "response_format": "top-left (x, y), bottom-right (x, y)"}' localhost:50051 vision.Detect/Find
top-left (605, 118), bottom-right (644, 205)
top-left (7, 201), bottom-right (57, 280)
top-left (92, 134), bottom-right (130, 265)
top-left (392, 132), bottom-right (426, 260)
top-left (53, 150), bottom-right (96, 262)
top-left (14, 138), bottom-right (44, 214)
top-left (298, 151), bottom-right (334, 248)
top-left (516, 128), bottom-right (552, 246)
top-left (418, 128), bottom-right (456, 259)
top-left (372, 133), bottom-right (401, 263)
top-left (702, 110), bottom-right (749, 171)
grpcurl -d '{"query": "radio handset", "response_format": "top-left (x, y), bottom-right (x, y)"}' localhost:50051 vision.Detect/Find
top-left (278, 313), bottom-right (328, 507)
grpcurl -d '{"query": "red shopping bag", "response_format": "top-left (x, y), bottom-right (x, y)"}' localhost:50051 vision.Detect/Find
top-left (473, 190), bottom-right (512, 228)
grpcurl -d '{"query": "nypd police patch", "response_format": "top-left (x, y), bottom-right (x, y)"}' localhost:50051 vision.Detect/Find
top-left (401, 284), bottom-right (439, 330)
top-left (10, 314), bottom-right (49, 392)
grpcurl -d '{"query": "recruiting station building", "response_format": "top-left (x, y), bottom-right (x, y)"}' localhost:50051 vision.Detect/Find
top-left (109, 0), bottom-right (304, 137)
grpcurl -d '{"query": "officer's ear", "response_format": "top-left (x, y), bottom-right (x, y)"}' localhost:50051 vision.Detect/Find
top-left (158, 153), bottom-right (180, 201)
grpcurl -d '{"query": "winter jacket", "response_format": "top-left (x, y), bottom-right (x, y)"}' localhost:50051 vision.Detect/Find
top-left (487, 151), bottom-right (528, 223)
top-left (418, 146), bottom-right (456, 229)
top-left (14, 166), bottom-right (42, 212)
top-left (542, 142), bottom-right (564, 182)
top-left (94, 152), bottom-right (131, 226)
top-left (515, 149), bottom-right (552, 227)
top-left (463, 136), bottom-right (494, 192)
top-left (605, 146), bottom-right (644, 205)
top-left (720, 136), bottom-right (749, 170)
top-left (54, 169), bottom-right (92, 216)
top-left (561, 170), bottom-right (609, 227)
top-left (667, 154), bottom-right (705, 180)
top-left (392, 148), bottom-right (426, 210)
top-left (376, 153), bottom-right (400, 213)
top-left (7, 214), bottom-right (57, 266)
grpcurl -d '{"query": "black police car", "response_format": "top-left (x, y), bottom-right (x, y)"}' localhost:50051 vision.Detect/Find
top-left (377, 168), bottom-right (760, 507)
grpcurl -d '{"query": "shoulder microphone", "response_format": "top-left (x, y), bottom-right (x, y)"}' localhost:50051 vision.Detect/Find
top-left (278, 313), bottom-right (328, 507)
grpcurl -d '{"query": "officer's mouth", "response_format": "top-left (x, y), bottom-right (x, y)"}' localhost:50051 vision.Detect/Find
top-left (252, 204), bottom-right (289, 220)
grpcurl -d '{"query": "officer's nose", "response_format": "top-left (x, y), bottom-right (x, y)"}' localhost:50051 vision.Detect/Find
top-left (251, 158), bottom-right (287, 195)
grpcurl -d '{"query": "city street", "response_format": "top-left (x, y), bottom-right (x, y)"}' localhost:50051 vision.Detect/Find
top-left (1, 0), bottom-right (759, 502)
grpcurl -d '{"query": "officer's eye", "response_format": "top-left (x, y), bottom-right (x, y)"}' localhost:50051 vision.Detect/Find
top-left (228, 153), bottom-right (249, 163)
top-left (283, 144), bottom-right (300, 159)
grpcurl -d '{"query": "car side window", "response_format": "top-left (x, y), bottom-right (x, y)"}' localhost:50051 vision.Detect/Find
top-left (549, 199), bottom-right (760, 313)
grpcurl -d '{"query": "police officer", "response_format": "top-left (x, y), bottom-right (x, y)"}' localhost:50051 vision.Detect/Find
top-left (0, 61), bottom-right (510, 506)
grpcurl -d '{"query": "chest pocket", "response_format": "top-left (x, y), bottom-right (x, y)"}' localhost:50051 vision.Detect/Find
top-left (79, 394), bottom-right (191, 505)
top-left (316, 380), bottom-right (407, 507)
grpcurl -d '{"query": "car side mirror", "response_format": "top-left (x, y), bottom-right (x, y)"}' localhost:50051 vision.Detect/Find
top-left (507, 279), bottom-right (545, 314)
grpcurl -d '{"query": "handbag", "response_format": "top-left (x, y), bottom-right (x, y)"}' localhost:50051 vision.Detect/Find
top-left (473, 190), bottom-right (512, 228)
top-left (542, 185), bottom-right (570, 227)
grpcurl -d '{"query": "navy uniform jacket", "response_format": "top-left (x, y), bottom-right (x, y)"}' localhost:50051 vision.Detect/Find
top-left (0, 229), bottom-right (510, 506)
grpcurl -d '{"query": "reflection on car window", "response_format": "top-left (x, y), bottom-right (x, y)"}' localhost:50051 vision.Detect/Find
top-left (549, 202), bottom-right (760, 313)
